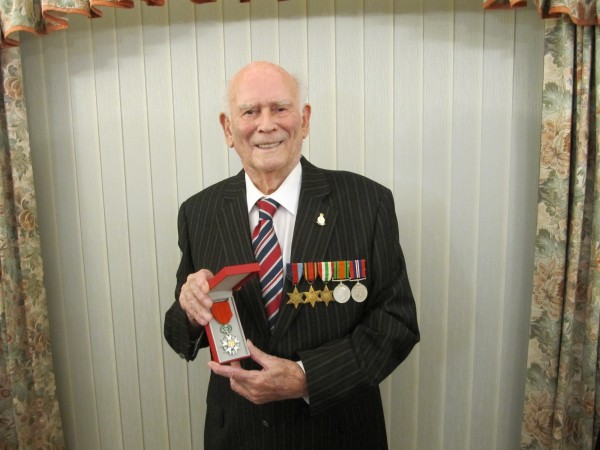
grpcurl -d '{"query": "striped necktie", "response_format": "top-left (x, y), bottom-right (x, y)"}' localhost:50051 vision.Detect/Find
top-left (251, 198), bottom-right (284, 330)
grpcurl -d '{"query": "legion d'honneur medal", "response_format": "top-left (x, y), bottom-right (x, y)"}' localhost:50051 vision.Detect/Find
top-left (333, 260), bottom-right (351, 303)
top-left (318, 261), bottom-right (334, 306)
top-left (350, 259), bottom-right (368, 303)
top-left (212, 301), bottom-right (240, 356)
top-left (303, 262), bottom-right (321, 307)
top-left (286, 263), bottom-right (304, 309)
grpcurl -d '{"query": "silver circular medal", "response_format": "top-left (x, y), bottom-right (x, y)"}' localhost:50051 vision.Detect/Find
top-left (351, 282), bottom-right (368, 302)
top-left (333, 283), bottom-right (351, 303)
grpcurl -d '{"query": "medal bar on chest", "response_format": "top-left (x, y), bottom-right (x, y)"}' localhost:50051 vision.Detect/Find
top-left (286, 262), bottom-right (304, 309)
top-left (318, 261), bottom-right (334, 305)
top-left (350, 259), bottom-right (368, 302)
top-left (333, 260), bottom-right (351, 303)
top-left (303, 261), bottom-right (321, 307)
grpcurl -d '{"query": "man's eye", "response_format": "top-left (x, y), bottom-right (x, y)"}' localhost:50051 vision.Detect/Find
top-left (243, 110), bottom-right (255, 116)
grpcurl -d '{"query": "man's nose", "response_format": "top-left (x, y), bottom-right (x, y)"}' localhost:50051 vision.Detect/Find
top-left (256, 110), bottom-right (277, 132)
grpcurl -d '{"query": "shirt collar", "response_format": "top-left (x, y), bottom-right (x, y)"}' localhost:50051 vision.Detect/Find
top-left (245, 162), bottom-right (302, 215)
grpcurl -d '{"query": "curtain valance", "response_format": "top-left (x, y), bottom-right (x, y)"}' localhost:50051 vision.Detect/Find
top-left (0, 0), bottom-right (287, 46)
top-left (484, 0), bottom-right (600, 25)
top-left (3, 0), bottom-right (597, 47)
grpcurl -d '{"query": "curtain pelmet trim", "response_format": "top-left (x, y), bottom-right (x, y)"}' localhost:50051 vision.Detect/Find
top-left (483, 0), bottom-right (528, 9)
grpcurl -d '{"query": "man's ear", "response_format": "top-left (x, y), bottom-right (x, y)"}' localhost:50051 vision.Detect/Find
top-left (301, 104), bottom-right (311, 138)
top-left (219, 113), bottom-right (234, 148)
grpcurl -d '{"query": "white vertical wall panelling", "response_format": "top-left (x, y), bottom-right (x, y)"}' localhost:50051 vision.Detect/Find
top-left (335, 0), bottom-right (364, 174)
top-left (390, 1), bottom-right (423, 449)
top-left (496, 9), bottom-right (543, 450)
top-left (19, 2), bottom-right (546, 449)
top-left (443, 2), bottom-right (483, 449)
top-left (114, 7), bottom-right (169, 449)
top-left (223, 2), bottom-right (251, 177)
top-left (194, 3), bottom-right (229, 192)
top-left (471, 10), bottom-right (517, 449)
top-left (65, 16), bottom-right (123, 450)
top-left (364, 0), bottom-right (394, 188)
top-left (169, 0), bottom-right (204, 205)
top-left (90, 9), bottom-right (145, 449)
top-left (250, 0), bottom-right (279, 63)
top-left (418, 1), bottom-right (453, 449)
top-left (19, 35), bottom-right (79, 450)
top-left (41, 29), bottom-right (101, 450)
top-left (305, 0), bottom-right (336, 168)
top-left (142, 5), bottom-right (186, 450)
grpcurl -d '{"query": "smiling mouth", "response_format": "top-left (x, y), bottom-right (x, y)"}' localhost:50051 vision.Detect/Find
top-left (255, 141), bottom-right (282, 149)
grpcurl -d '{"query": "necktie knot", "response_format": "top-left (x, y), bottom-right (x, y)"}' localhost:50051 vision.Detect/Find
top-left (257, 198), bottom-right (279, 221)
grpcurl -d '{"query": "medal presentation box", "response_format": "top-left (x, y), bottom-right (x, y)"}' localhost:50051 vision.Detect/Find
top-left (205, 263), bottom-right (260, 364)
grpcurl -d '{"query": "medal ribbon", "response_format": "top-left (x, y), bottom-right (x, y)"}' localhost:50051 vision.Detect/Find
top-left (334, 260), bottom-right (349, 280)
top-left (319, 261), bottom-right (333, 283)
top-left (304, 262), bottom-right (317, 283)
top-left (292, 263), bottom-right (303, 284)
top-left (212, 301), bottom-right (233, 324)
top-left (352, 259), bottom-right (366, 279)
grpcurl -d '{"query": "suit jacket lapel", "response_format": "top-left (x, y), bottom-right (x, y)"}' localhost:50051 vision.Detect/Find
top-left (271, 158), bottom-right (338, 342)
top-left (217, 171), bottom-right (271, 340)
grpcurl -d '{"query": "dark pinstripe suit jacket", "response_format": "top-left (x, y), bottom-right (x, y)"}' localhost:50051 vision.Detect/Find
top-left (164, 157), bottom-right (419, 450)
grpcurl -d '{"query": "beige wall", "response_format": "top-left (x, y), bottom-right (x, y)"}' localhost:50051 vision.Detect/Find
top-left (19, 1), bottom-right (544, 449)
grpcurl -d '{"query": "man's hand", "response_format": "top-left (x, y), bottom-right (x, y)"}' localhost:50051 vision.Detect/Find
top-left (179, 269), bottom-right (214, 327)
top-left (208, 340), bottom-right (308, 404)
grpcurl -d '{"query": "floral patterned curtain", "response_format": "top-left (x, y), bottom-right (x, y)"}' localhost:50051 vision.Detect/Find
top-left (485, 0), bottom-right (600, 448)
top-left (520, 18), bottom-right (600, 449)
top-left (0, 46), bottom-right (63, 449)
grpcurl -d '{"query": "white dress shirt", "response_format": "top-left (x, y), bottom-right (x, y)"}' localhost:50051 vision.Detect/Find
top-left (245, 161), bottom-right (302, 277)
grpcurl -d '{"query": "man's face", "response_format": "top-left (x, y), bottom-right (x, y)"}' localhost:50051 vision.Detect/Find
top-left (220, 64), bottom-right (311, 186)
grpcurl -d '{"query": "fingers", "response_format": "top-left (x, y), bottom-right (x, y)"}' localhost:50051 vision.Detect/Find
top-left (208, 361), bottom-right (262, 403)
top-left (180, 269), bottom-right (214, 326)
top-left (208, 361), bottom-right (237, 378)
top-left (207, 361), bottom-right (255, 403)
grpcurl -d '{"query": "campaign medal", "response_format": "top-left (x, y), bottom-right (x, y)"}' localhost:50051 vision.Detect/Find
top-left (318, 261), bottom-right (334, 306)
top-left (333, 260), bottom-right (351, 304)
top-left (303, 262), bottom-right (321, 307)
top-left (350, 259), bottom-right (368, 303)
top-left (212, 301), bottom-right (240, 356)
top-left (286, 263), bottom-right (304, 309)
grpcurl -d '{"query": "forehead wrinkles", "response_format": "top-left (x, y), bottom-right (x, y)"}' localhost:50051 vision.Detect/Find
top-left (236, 100), bottom-right (293, 111)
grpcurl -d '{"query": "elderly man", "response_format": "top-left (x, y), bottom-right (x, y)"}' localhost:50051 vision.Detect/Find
top-left (164, 61), bottom-right (419, 450)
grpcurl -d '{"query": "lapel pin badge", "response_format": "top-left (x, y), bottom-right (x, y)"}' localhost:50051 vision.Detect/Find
top-left (317, 213), bottom-right (326, 226)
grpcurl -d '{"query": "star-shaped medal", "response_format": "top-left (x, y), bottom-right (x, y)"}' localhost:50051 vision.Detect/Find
top-left (221, 334), bottom-right (240, 355)
top-left (287, 286), bottom-right (305, 309)
top-left (304, 285), bottom-right (321, 308)
top-left (320, 285), bottom-right (334, 306)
